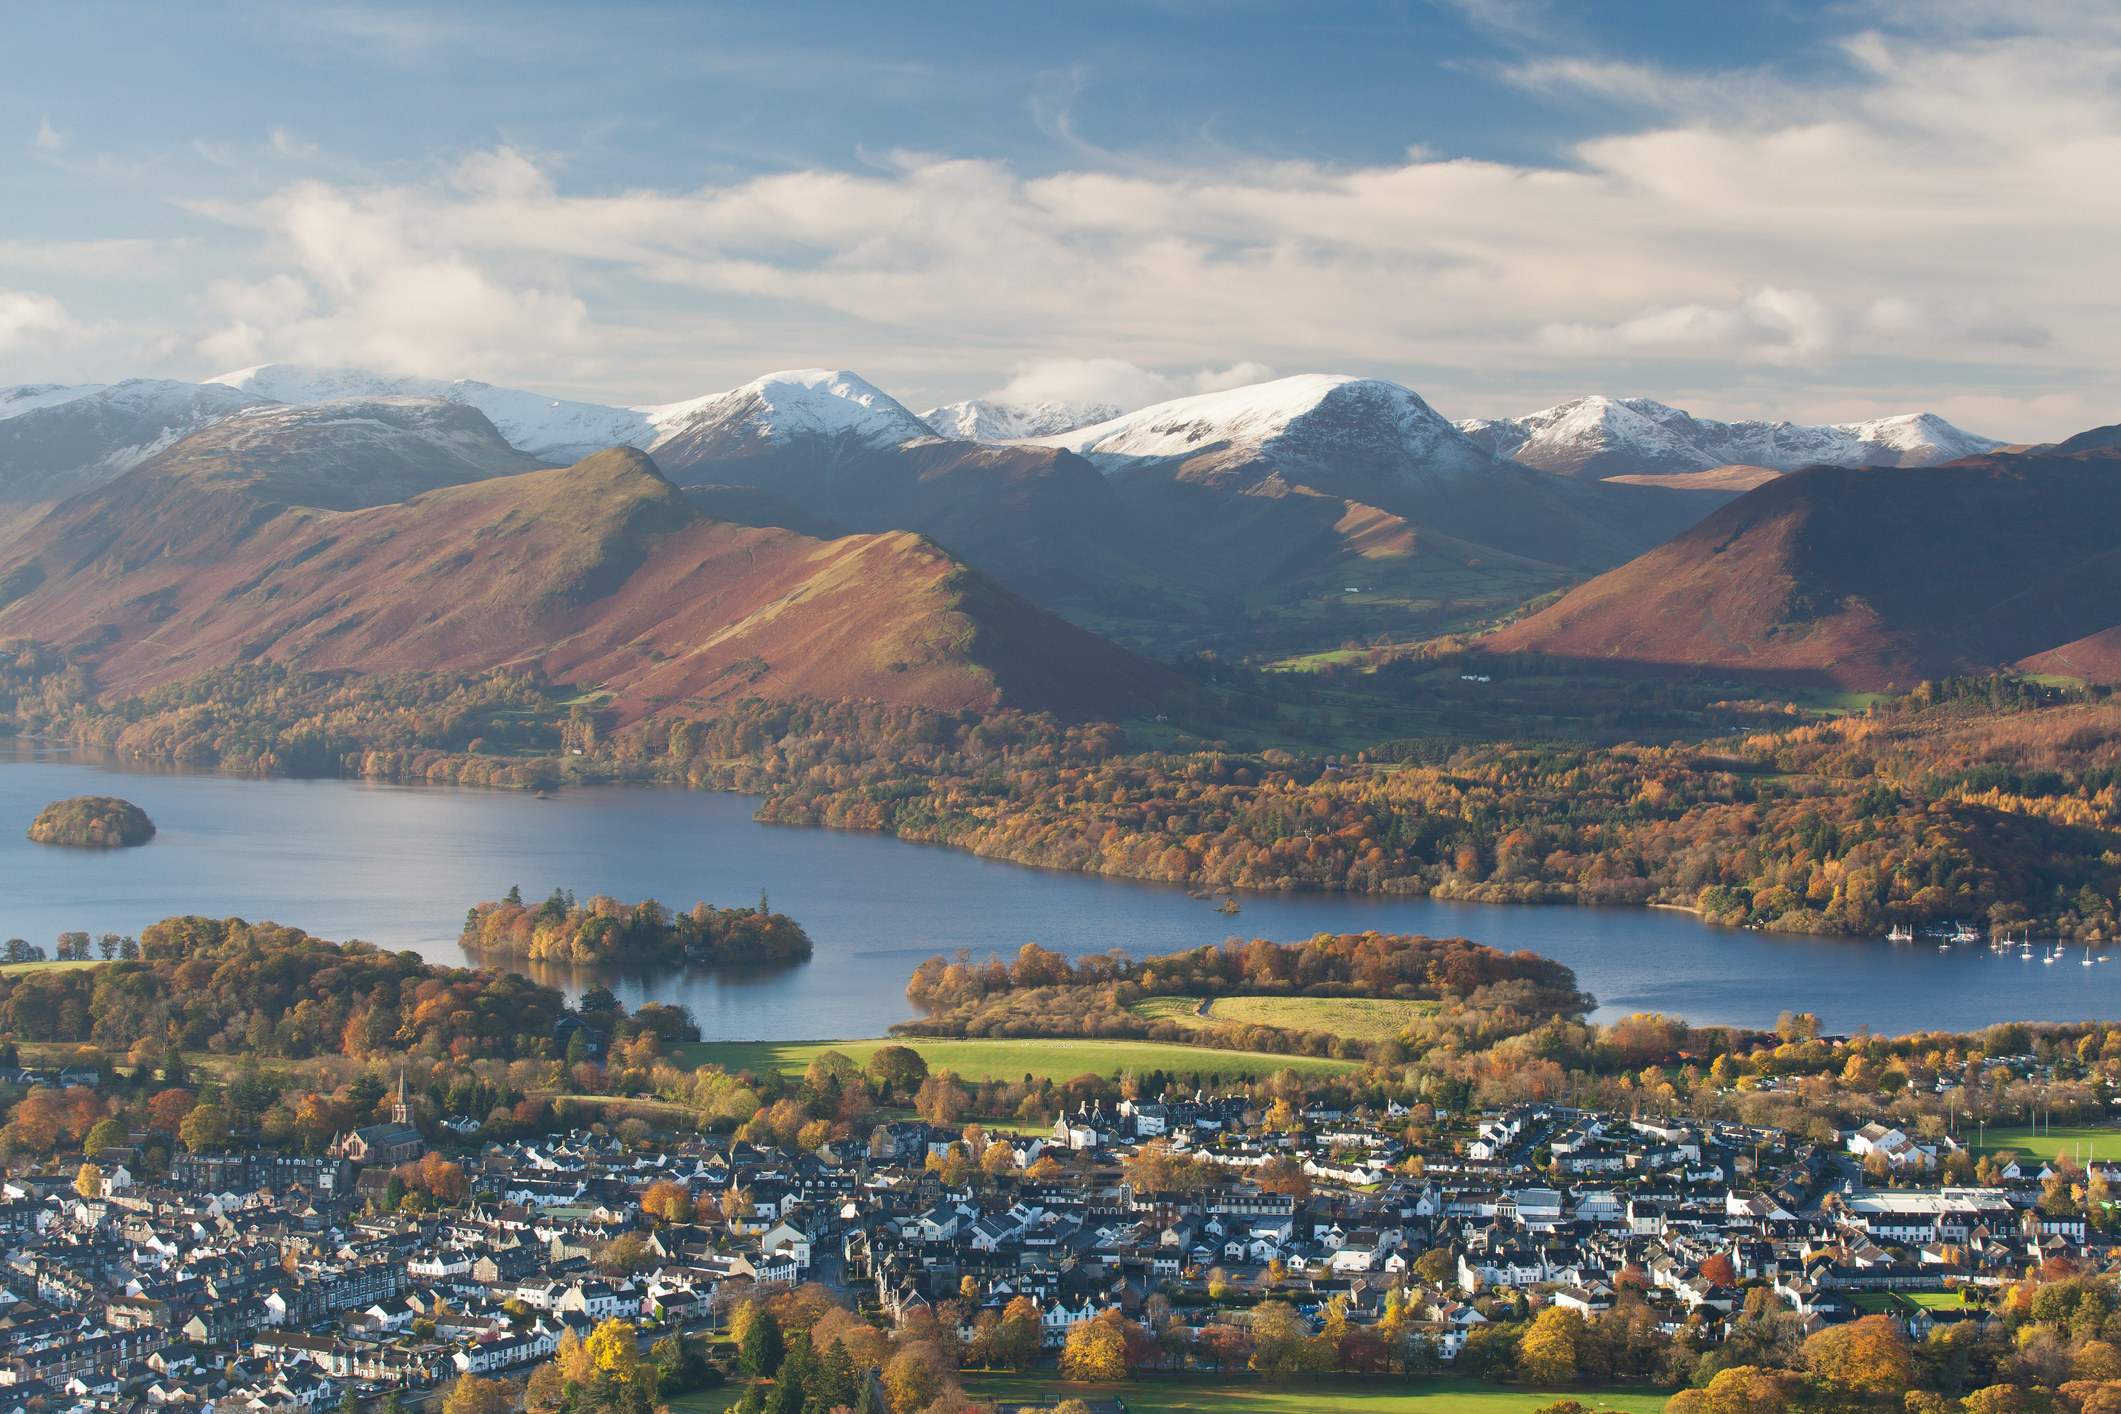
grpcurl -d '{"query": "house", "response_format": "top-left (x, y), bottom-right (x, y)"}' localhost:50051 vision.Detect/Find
top-left (1847, 1123), bottom-right (1933, 1171)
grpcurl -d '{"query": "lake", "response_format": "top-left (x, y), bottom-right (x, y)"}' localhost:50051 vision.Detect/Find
top-left (5, 751), bottom-right (2119, 1039)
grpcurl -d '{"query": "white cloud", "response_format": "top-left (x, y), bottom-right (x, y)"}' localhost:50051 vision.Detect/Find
top-left (987, 358), bottom-right (1278, 411)
top-left (1540, 289), bottom-right (1838, 365)
top-left (35, 117), bottom-right (63, 151)
top-left (0, 290), bottom-right (75, 352)
top-left (191, 176), bottom-right (589, 379)
top-left (44, 4), bottom-right (2099, 440)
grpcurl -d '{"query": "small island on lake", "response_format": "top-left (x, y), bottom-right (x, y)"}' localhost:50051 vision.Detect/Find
top-left (26, 795), bottom-right (156, 848)
top-left (459, 887), bottom-right (813, 967)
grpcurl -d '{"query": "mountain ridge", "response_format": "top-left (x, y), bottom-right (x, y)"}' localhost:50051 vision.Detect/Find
top-left (1478, 444), bottom-right (2121, 687)
top-left (1458, 395), bottom-right (1999, 481)
top-left (0, 415), bottom-right (1180, 723)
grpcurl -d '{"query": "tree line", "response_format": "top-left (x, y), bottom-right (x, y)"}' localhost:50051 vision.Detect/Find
top-left (460, 888), bottom-right (811, 967)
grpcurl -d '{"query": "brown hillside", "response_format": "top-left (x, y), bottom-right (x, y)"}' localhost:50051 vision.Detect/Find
top-left (0, 446), bottom-right (1181, 723)
top-left (2018, 628), bottom-right (2121, 683)
top-left (1479, 448), bottom-right (2121, 688)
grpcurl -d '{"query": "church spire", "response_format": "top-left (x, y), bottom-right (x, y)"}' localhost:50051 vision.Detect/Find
top-left (392, 1069), bottom-right (411, 1127)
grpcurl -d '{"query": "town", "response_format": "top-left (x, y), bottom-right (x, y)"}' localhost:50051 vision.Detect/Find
top-left (3, 1036), bottom-right (2113, 1414)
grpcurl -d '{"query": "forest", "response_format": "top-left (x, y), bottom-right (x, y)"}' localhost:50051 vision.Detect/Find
top-left (7, 635), bottom-right (2121, 938)
top-left (0, 913), bottom-right (568, 1060)
top-left (459, 889), bottom-right (812, 966)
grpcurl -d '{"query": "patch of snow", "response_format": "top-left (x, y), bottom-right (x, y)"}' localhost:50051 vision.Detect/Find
top-left (0, 379), bottom-right (276, 497)
top-left (645, 368), bottom-right (934, 451)
top-left (1458, 396), bottom-right (2002, 478)
top-left (1028, 373), bottom-right (1495, 488)
top-left (208, 364), bottom-right (656, 463)
top-left (0, 383), bottom-right (106, 421)
top-left (920, 398), bottom-right (1126, 441)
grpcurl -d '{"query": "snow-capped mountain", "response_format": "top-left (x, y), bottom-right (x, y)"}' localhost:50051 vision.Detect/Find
top-left (1030, 374), bottom-right (1497, 498)
top-left (0, 378), bottom-right (272, 499)
top-left (644, 368), bottom-right (937, 473)
top-left (165, 396), bottom-right (548, 511)
top-left (208, 364), bottom-right (658, 464)
top-left (1457, 396), bottom-right (2001, 479)
top-left (920, 397), bottom-right (1125, 442)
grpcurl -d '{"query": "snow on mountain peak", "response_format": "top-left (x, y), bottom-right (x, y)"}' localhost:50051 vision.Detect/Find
top-left (643, 368), bottom-right (935, 458)
top-left (0, 378), bottom-right (275, 498)
top-left (208, 363), bottom-right (657, 463)
top-left (920, 397), bottom-right (1127, 441)
top-left (1029, 373), bottom-right (1496, 491)
top-left (1457, 397), bottom-right (2002, 478)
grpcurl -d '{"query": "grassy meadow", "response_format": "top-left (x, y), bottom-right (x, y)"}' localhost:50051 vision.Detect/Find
top-left (1129, 993), bottom-right (1438, 1041)
top-left (669, 1036), bottom-right (1361, 1084)
top-left (0, 958), bottom-right (102, 976)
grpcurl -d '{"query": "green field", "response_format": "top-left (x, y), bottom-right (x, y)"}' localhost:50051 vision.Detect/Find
top-left (669, 1036), bottom-right (1361, 1084)
top-left (0, 958), bottom-right (101, 976)
top-left (960, 1373), bottom-right (1670, 1413)
top-left (1854, 1291), bottom-right (1974, 1317)
top-left (1129, 994), bottom-right (1437, 1041)
top-left (664, 1388), bottom-right (746, 1414)
top-left (1968, 1123), bottom-right (2121, 1166)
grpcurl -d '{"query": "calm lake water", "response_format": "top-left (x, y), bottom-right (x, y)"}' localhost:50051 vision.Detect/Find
top-left (5, 751), bottom-right (2120, 1039)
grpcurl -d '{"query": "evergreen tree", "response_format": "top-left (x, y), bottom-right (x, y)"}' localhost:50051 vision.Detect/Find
top-left (738, 1307), bottom-right (783, 1379)
top-left (338, 1389), bottom-right (361, 1414)
top-left (812, 1339), bottom-right (857, 1412)
top-left (774, 1330), bottom-right (815, 1400)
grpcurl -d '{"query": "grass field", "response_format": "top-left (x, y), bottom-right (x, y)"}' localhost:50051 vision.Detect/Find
top-left (0, 958), bottom-right (101, 976)
top-left (1967, 1123), bottom-right (2121, 1165)
top-left (959, 1373), bottom-right (1670, 1413)
top-left (663, 1388), bottom-right (746, 1414)
top-left (668, 1037), bottom-right (1361, 1084)
top-left (1128, 994), bottom-right (1437, 1042)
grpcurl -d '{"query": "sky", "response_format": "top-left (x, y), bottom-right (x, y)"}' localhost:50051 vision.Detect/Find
top-left (2, 0), bottom-right (2117, 439)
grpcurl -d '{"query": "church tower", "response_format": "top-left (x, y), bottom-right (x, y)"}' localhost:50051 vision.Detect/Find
top-left (392, 1071), bottom-right (412, 1127)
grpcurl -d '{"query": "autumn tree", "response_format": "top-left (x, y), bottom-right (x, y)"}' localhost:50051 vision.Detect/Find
top-left (74, 1163), bottom-right (102, 1199)
top-left (178, 1103), bottom-right (231, 1153)
top-left (914, 1071), bottom-right (967, 1126)
top-left (442, 1374), bottom-right (519, 1414)
top-left (1249, 1301), bottom-right (1335, 1377)
top-left (1662, 1366), bottom-right (1803, 1414)
top-left (881, 1341), bottom-right (954, 1414)
top-left (1256, 1154), bottom-right (1312, 1197)
top-left (1517, 1306), bottom-right (1585, 1385)
top-left (641, 1179), bottom-right (693, 1224)
top-left (1061, 1312), bottom-right (1129, 1382)
top-left (1803, 1314), bottom-right (1913, 1396)
top-left (148, 1088), bottom-right (197, 1135)
top-left (584, 1318), bottom-right (641, 1382)
top-left (1699, 1251), bottom-right (1737, 1287)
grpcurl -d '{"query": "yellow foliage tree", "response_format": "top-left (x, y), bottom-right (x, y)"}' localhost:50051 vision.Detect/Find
top-left (74, 1163), bottom-right (102, 1199)
top-left (584, 1318), bottom-right (640, 1381)
top-left (1803, 1314), bottom-right (1913, 1396)
top-left (1517, 1306), bottom-right (1584, 1385)
top-left (1060, 1312), bottom-right (1129, 1382)
top-left (442, 1374), bottom-right (519, 1414)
